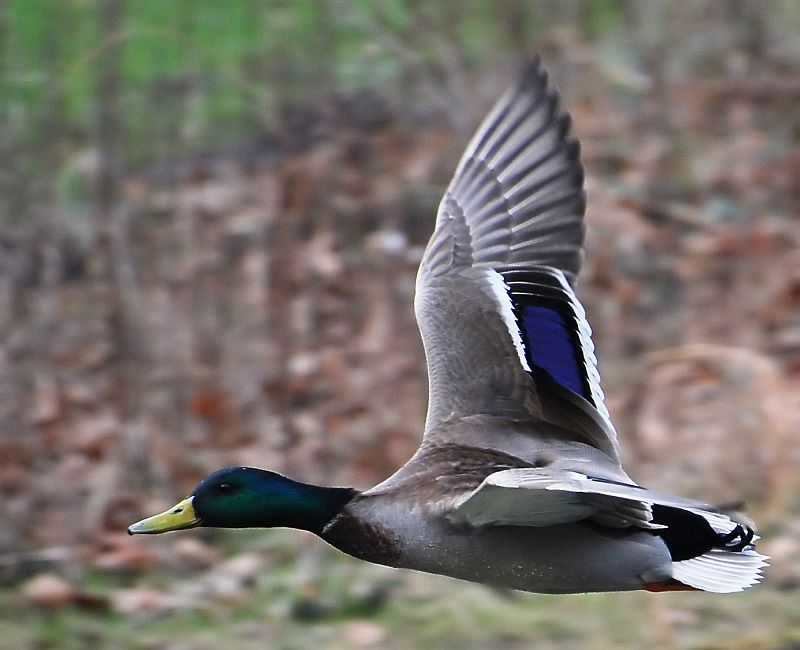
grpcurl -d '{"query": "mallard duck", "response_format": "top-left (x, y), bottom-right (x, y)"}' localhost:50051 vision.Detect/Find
top-left (129, 57), bottom-right (767, 593)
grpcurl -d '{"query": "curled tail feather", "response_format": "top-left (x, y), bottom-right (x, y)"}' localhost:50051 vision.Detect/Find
top-left (651, 505), bottom-right (768, 593)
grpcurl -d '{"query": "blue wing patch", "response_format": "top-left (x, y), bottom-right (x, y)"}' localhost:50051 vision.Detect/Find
top-left (521, 304), bottom-right (588, 399)
top-left (501, 268), bottom-right (598, 408)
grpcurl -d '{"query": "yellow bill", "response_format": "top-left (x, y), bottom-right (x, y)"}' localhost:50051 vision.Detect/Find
top-left (128, 497), bottom-right (200, 534)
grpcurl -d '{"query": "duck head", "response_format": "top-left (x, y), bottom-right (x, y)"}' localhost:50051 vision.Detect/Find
top-left (128, 467), bottom-right (356, 535)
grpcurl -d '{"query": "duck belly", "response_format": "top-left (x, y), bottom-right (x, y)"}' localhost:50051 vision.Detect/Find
top-left (326, 507), bottom-right (673, 594)
top-left (405, 521), bottom-right (672, 593)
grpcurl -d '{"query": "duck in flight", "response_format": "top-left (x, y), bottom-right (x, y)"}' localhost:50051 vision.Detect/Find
top-left (129, 57), bottom-right (767, 593)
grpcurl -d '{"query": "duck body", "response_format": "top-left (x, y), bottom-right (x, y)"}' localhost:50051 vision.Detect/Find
top-left (327, 499), bottom-right (673, 594)
top-left (320, 414), bottom-right (731, 593)
top-left (129, 56), bottom-right (767, 594)
top-left (324, 432), bottom-right (673, 594)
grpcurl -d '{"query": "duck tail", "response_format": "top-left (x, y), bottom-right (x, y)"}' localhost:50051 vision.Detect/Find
top-left (651, 505), bottom-right (769, 593)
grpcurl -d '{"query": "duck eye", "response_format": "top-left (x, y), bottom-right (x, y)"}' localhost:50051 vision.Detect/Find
top-left (218, 482), bottom-right (233, 491)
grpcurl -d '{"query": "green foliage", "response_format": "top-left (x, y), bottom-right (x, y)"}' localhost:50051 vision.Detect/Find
top-left (4, 0), bottom-right (800, 173)
top-left (581, 0), bottom-right (624, 39)
top-left (1, 0), bottom-right (631, 168)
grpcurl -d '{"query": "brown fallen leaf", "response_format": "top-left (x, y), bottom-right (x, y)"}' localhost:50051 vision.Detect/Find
top-left (217, 552), bottom-right (265, 582)
top-left (342, 620), bottom-right (388, 647)
top-left (22, 573), bottom-right (107, 610)
top-left (174, 537), bottom-right (220, 568)
top-left (93, 543), bottom-right (157, 573)
top-left (111, 586), bottom-right (178, 616)
top-left (30, 381), bottom-right (61, 426)
top-left (22, 573), bottom-right (75, 608)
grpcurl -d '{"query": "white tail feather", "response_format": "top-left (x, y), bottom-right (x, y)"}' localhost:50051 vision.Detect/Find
top-left (671, 509), bottom-right (768, 593)
top-left (671, 548), bottom-right (769, 593)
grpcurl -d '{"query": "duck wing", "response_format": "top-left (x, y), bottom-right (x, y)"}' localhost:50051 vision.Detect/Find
top-left (416, 57), bottom-right (618, 459)
top-left (445, 467), bottom-right (768, 593)
top-left (447, 468), bottom-right (680, 529)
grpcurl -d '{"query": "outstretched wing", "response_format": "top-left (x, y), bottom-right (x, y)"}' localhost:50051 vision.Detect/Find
top-left (416, 57), bottom-right (618, 458)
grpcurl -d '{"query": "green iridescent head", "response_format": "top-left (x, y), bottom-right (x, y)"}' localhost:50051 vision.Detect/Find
top-left (128, 467), bottom-right (356, 536)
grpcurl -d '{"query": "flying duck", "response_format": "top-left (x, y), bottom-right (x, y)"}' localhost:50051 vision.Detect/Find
top-left (129, 57), bottom-right (767, 593)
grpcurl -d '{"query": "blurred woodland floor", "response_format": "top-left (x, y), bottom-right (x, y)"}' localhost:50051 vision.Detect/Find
top-left (2, 2), bottom-right (800, 649)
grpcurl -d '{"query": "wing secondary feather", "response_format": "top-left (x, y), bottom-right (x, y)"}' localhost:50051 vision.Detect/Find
top-left (415, 57), bottom-right (615, 456)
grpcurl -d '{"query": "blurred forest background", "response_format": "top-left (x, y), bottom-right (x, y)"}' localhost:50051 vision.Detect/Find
top-left (2, 1), bottom-right (800, 648)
